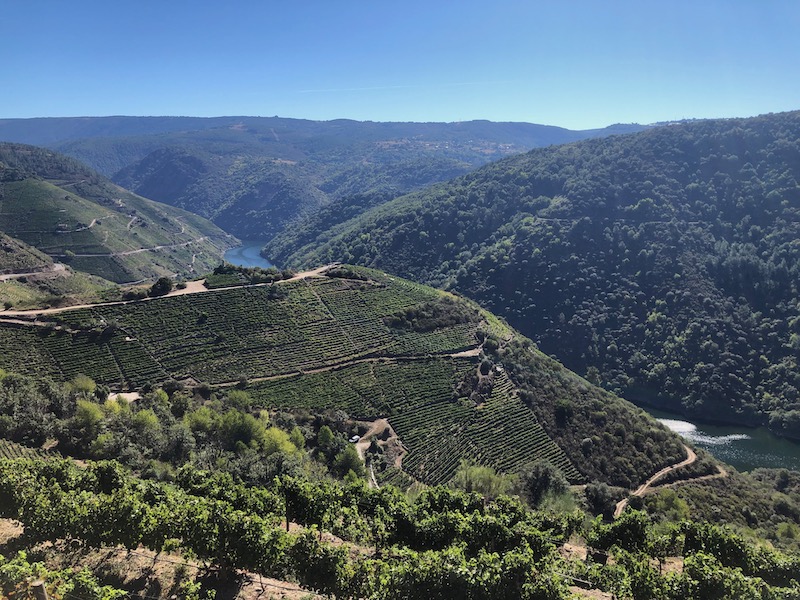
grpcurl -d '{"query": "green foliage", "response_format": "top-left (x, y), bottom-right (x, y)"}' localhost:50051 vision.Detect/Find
top-left (450, 460), bottom-right (514, 501)
top-left (333, 444), bottom-right (365, 478)
top-left (225, 389), bottom-right (252, 410)
top-left (494, 336), bottom-right (686, 487)
top-left (317, 425), bottom-right (335, 448)
top-left (384, 296), bottom-right (480, 332)
top-left (0, 551), bottom-right (126, 600)
top-left (148, 276), bottom-right (173, 297)
top-left (585, 482), bottom-right (625, 519)
top-left (648, 488), bottom-right (691, 522)
top-left (204, 262), bottom-right (294, 289)
top-left (646, 469), bottom-right (800, 552)
top-left (275, 111), bottom-right (800, 433)
top-left (521, 461), bottom-right (569, 507)
top-left (0, 456), bottom-right (798, 600)
top-left (589, 510), bottom-right (653, 553)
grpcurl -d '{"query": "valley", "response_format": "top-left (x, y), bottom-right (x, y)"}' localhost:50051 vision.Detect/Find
top-left (0, 116), bottom-right (647, 241)
top-left (268, 110), bottom-right (800, 439)
top-left (5, 2), bottom-right (800, 595)
top-left (1, 113), bottom-right (800, 599)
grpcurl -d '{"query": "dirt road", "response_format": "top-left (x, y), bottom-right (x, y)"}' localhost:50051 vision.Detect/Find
top-left (614, 445), bottom-right (697, 517)
top-left (0, 264), bottom-right (338, 317)
top-left (0, 262), bottom-right (67, 282)
top-left (614, 444), bottom-right (728, 517)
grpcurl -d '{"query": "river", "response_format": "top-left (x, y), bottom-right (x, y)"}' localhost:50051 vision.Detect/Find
top-left (223, 240), bottom-right (274, 269)
top-left (643, 406), bottom-right (800, 472)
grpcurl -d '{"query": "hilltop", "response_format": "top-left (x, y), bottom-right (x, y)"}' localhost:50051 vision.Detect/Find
top-left (0, 116), bottom-right (647, 240)
top-left (0, 143), bottom-right (234, 283)
top-left (268, 110), bottom-right (800, 437)
top-left (0, 264), bottom-right (686, 489)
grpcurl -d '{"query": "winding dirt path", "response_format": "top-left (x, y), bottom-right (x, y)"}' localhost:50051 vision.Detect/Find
top-left (653, 464), bottom-right (729, 490)
top-left (50, 237), bottom-right (207, 258)
top-left (214, 348), bottom-right (480, 389)
top-left (613, 445), bottom-right (730, 517)
top-left (0, 262), bottom-right (67, 282)
top-left (614, 444), bottom-right (697, 517)
top-left (0, 264), bottom-right (338, 317)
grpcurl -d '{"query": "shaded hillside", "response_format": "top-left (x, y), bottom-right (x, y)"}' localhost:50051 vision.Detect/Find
top-left (0, 266), bottom-right (685, 488)
top-left (0, 143), bottom-right (234, 283)
top-left (1, 116), bottom-right (647, 239)
top-left (270, 111), bottom-right (800, 437)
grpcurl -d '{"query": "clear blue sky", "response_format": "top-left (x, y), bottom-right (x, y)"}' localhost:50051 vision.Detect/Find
top-left (3, 0), bottom-right (799, 129)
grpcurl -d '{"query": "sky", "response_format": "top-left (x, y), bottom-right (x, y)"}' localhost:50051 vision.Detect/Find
top-left (2, 0), bottom-right (800, 129)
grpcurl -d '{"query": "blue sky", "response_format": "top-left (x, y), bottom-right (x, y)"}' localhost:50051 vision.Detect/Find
top-left (3, 1), bottom-right (799, 129)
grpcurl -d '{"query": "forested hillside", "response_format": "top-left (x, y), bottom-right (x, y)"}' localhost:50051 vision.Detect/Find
top-left (0, 143), bottom-right (234, 283)
top-left (1, 116), bottom-right (646, 240)
top-left (270, 111), bottom-right (800, 437)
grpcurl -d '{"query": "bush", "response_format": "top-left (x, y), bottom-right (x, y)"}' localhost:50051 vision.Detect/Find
top-left (149, 277), bottom-right (174, 297)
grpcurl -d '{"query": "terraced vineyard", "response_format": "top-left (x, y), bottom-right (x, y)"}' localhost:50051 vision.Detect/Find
top-left (0, 267), bottom-right (587, 485)
top-left (0, 439), bottom-right (50, 460)
top-left (249, 357), bottom-right (582, 485)
top-left (0, 268), bottom-right (481, 386)
top-left (0, 325), bottom-right (62, 380)
top-left (247, 358), bottom-right (469, 419)
top-left (396, 371), bottom-right (581, 484)
top-left (40, 331), bottom-right (124, 384)
top-left (0, 142), bottom-right (235, 283)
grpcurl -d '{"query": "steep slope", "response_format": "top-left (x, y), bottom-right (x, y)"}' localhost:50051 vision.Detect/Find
top-left (0, 232), bottom-right (52, 274)
top-left (0, 144), bottom-right (235, 283)
top-left (1, 116), bottom-right (647, 239)
top-left (271, 111), bottom-right (800, 437)
top-left (0, 265), bottom-right (686, 488)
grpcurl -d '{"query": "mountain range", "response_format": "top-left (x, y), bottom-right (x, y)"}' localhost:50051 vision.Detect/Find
top-left (0, 116), bottom-right (647, 240)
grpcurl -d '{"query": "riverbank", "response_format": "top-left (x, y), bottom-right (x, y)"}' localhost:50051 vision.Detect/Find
top-left (643, 405), bottom-right (800, 472)
top-left (223, 240), bottom-right (274, 269)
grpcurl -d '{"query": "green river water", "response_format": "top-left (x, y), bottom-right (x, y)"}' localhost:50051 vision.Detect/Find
top-left (644, 406), bottom-right (800, 472)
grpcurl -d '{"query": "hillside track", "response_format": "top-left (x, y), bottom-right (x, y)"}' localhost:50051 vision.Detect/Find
top-left (615, 445), bottom-right (696, 517)
top-left (0, 264), bottom-right (338, 317)
top-left (0, 262), bottom-right (67, 282)
top-left (213, 350), bottom-right (481, 388)
top-left (614, 444), bottom-right (728, 517)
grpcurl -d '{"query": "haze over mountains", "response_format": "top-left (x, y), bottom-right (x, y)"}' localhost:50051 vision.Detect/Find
top-left (0, 116), bottom-right (647, 239)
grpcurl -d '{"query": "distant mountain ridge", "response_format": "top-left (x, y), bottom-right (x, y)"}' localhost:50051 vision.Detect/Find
top-left (0, 116), bottom-right (649, 239)
top-left (0, 115), bottom-right (647, 150)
